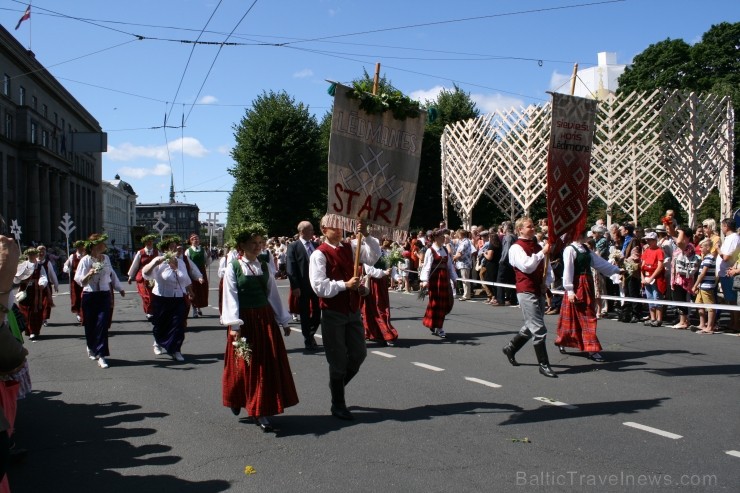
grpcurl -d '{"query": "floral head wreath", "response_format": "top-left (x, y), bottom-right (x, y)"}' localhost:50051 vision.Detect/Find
top-left (23, 247), bottom-right (39, 256)
top-left (157, 235), bottom-right (181, 252)
top-left (230, 223), bottom-right (268, 246)
top-left (85, 233), bottom-right (108, 250)
top-left (141, 234), bottom-right (158, 244)
top-left (73, 240), bottom-right (86, 248)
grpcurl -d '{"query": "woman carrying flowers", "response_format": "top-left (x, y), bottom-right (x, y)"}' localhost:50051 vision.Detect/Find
top-left (361, 246), bottom-right (399, 347)
top-left (14, 248), bottom-right (48, 340)
top-left (74, 234), bottom-right (126, 369)
top-left (142, 236), bottom-right (193, 362)
top-left (221, 223), bottom-right (297, 432)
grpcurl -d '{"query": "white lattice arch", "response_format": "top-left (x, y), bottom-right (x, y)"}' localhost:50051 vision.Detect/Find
top-left (442, 89), bottom-right (734, 229)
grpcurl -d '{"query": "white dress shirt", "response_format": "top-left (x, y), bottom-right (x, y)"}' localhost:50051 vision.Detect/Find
top-left (309, 235), bottom-right (381, 298)
top-left (143, 259), bottom-right (192, 297)
top-left (419, 243), bottom-right (458, 283)
top-left (75, 255), bottom-right (123, 293)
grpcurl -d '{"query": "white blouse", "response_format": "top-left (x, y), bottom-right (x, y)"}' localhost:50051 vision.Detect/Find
top-left (420, 243), bottom-right (458, 283)
top-left (75, 255), bottom-right (123, 293)
top-left (143, 259), bottom-right (192, 297)
top-left (221, 257), bottom-right (291, 328)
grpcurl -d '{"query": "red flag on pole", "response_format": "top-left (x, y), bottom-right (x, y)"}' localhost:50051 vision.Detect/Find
top-left (546, 92), bottom-right (597, 246)
top-left (15, 5), bottom-right (31, 30)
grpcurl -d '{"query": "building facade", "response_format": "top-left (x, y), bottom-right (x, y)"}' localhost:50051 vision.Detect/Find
top-left (102, 174), bottom-right (137, 250)
top-left (0, 25), bottom-right (106, 245)
top-left (136, 179), bottom-right (199, 242)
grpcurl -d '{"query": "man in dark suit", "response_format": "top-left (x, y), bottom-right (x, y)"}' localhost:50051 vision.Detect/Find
top-left (287, 221), bottom-right (322, 350)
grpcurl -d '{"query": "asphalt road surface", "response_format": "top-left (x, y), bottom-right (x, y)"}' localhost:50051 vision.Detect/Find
top-left (7, 273), bottom-right (740, 492)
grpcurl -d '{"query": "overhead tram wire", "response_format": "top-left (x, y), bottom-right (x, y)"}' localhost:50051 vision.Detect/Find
top-left (165, 0), bottom-right (225, 126)
top-left (273, 0), bottom-right (627, 46)
top-left (183, 0), bottom-right (260, 125)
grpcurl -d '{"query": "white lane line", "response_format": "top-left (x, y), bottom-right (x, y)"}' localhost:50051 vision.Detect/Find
top-left (464, 377), bottom-right (501, 388)
top-left (372, 351), bottom-right (396, 359)
top-left (412, 362), bottom-right (444, 372)
top-left (725, 450), bottom-right (740, 458)
top-left (622, 422), bottom-right (683, 439)
top-left (533, 397), bottom-right (577, 409)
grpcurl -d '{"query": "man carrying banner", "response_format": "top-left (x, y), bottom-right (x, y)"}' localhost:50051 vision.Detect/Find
top-left (316, 81), bottom-right (426, 418)
top-left (309, 216), bottom-right (380, 420)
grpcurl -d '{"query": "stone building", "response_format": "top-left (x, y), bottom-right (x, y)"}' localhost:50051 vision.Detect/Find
top-left (0, 24), bottom-right (106, 245)
top-left (102, 174), bottom-right (137, 250)
top-left (136, 176), bottom-right (199, 242)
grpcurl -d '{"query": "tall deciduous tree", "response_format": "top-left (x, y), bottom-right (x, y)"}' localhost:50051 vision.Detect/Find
top-left (228, 90), bottom-right (324, 235)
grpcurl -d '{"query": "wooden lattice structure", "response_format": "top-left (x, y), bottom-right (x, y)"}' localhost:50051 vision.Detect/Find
top-left (441, 89), bottom-right (735, 229)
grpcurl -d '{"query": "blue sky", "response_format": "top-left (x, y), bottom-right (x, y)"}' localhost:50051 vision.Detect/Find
top-left (3, 0), bottom-right (737, 227)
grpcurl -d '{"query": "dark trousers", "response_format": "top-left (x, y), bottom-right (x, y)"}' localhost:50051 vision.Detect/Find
top-left (549, 260), bottom-right (564, 310)
top-left (623, 276), bottom-right (643, 321)
top-left (299, 288), bottom-right (321, 343)
top-left (81, 291), bottom-right (112, 357)
top-left (321, 309), bottom-right (367, 381)
top-left (152, 295), bottom-right (187, 353)
top-left (496, 264), bottom-right (517, 306)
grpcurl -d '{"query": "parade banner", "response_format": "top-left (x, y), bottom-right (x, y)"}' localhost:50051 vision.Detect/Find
top-left (326, 84), bottom-right (426, 242)
top-left (546, 92), bottom-right (597, 245)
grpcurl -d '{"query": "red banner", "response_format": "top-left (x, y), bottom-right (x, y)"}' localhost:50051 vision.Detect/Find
top-left (546, 93), bottom-right (597, 245)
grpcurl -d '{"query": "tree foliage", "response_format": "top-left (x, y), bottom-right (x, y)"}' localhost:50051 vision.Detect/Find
top-left (618, 22), bottom-right (740, 215)
top-left (228, 90), bottom-right (324, 236)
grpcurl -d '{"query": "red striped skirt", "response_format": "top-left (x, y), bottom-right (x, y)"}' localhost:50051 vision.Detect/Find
top-left (222, 305), bottom-right (299, 416)
top-left (362, 277), bottom-right (398, 342)
top-left (555, 273), bottom-right (602, 352)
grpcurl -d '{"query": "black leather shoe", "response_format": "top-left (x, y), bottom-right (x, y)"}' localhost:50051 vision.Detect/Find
top-left (502, 345), bottom-right (520, 366)
top-left (539, 364), bottom-right (558, 378)
top-left (304, 342), bottom-right (320, 351)
top-left (256, 417), bottom-right (274, 432)
top-left (385, 340), bottom-right (396, 347)
top-left (588, 352), bottom-right (605, 362)
top-left (558, 346), bottom-right (567, 354)
top-left (331, 405), bottom-right (354, 420)
top-left (628, 316), bottom-right (641, 324)
top-left (231, 406), bottom-right (241, 416)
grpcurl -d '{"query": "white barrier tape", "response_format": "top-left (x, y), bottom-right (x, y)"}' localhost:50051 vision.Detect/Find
top-left (400, 269), bottom-right (740, 312)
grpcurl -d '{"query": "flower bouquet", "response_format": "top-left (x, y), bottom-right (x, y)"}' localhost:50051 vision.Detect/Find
top-left (623, 258), bottom-right (639, 277)
top-left (608, 249), bottom-right (624, 265)
top-left (384, 247), bottom-right (405, 270)
top-left (232, 336), bottom-right (252, 365)
top-left (91, 261), bottom-right (105, 274)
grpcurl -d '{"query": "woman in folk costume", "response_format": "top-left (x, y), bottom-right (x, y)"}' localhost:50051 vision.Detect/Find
top-left (555, 230), bottom-right (622, 362)
top-left (361, 253), bottom-right (398, 346)
top-left (36, 245), bottom-right (59, 327)
top-left (143, 236), bottom-right (197, 361)
top-left (221, 223), bottom-right (297, 433)
top-left (127, 234), bottom-right (159, 321)
top-left (420, 228), bottom-right (458, 339)
top-left (14, 248), bottom-right (48, 340)
top-left (63, 240), bottom-right (87, 323)
top-left (74, 234), bottom-right (126, 369)
top-left (185, 234), bottom-right (210, 318)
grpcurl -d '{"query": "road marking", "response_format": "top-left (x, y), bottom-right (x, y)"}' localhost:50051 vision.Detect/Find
top-left (372, 351), bottom-right (396, 358)
top-left (412, 362), bottom-right (444, 372)
top-left (725, 450), bottom-right (740, 458)
top-left (464, 377), bottom-right (501, 388)
top-left (533, 397), bottom-right (577, 409)
top-left (622, 422), bottom-right (682, 439)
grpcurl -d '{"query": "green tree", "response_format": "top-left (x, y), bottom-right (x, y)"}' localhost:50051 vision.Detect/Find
top-left (618, 38), bottom-right (694, 93)
top-left (228, 90), bottom-right (324, 235)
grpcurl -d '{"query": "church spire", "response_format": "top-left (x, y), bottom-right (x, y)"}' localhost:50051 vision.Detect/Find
top-left (169, 173), bottom-right (175, 204)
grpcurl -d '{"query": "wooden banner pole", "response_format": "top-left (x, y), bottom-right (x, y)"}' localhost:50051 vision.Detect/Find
top-left (569, 63), bottom-right (579, 96)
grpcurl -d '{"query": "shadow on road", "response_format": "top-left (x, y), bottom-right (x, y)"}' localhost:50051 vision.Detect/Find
top-left (499, 397), bottom-right (670, 426)
top-left (272, 401), bottom-right (524, 437)
top-left (9, 391), bottom-right (231, 492)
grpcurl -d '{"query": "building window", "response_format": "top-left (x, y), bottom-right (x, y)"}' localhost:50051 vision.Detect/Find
top-left (5, 114), bottom-right (12, 138)
top-left (54, 112), bottom-right (58, 126)
top-left (30, 121), bottom-right (37, 144)
top-left (19, 86), bottom-right (25, 105)
top-left (31, 95), bottom-right (37, 110)
top-left (42, 104), bottom-right (48, 118)
top-left (42, 130), bottom-right (48, 147)
top-left (2, 75), bottom-right (9, 96)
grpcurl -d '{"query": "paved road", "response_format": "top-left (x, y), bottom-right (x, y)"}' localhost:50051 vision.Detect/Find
top-left (7, 274), bottom-right (740, 492)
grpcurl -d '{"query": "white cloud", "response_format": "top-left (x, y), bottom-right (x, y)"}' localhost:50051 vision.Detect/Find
top-left (293, 68), bottom-right (314, 79)
top-left (410, 85), bottom-right (523, 114)
top-left (470, 93), bottom-right (524, 114)
top-left (216, 144), bottom-right (231, 155)
top-left (410, 85), bottom-right (445, 104)
top-left (198, 95), bottom-right (218, 104)
top-left (107, 137), bottom-right (208, 161)
top-left (549, 70), bottom-right (572, 93)
top-left (118, 163), bottom-right (171, 179)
